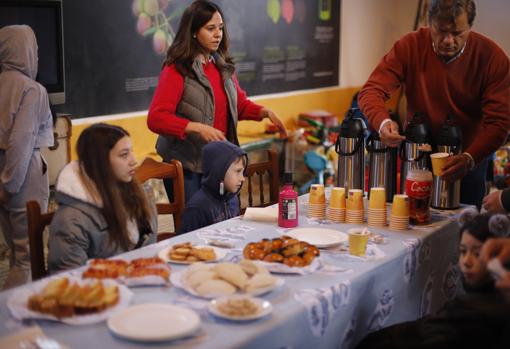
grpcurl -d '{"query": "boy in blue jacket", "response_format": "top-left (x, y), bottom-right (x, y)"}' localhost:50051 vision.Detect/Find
top-left (179, 141), bottom-right (247, 233)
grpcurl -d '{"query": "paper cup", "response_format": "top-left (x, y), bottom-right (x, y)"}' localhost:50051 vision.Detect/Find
top-left (430, 152), bottom-right (450, 177)
top-left (391, 194), bottom-right (409, 217)
top-left (309, 184), bottom-right (326, 204)
top-left (347, 189), bottom-right (364, 210)
top-left (369, 187), bottom-right (386, 209)
top-left (329, 187), bottom-right (346, 208)
top-left (348, 228), bottom-right (370, 256)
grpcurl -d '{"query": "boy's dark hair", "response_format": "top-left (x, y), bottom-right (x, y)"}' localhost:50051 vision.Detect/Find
top-left (459, 210), bottom-right (510, 242)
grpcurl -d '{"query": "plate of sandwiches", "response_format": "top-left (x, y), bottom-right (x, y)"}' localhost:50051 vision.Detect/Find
top-left (171, 260), bottom-right (284, 299)
top-left (7, 276), bottom-right (133, 325)
top-left (158, 242), bottom-right (228, 264)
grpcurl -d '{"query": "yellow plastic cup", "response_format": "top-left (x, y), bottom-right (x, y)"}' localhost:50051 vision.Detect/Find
top-left (329, 187), bottom-right (346, 208)
top-left (309, 184), bottom-right (326, 204)
top-left (391, 194), bottom-right (409, 217)
top-left (348, 227), bottom-right (370, 256)
top-left (430, 152), bottom-right (450, 177)
top-left (369, 187), bottom-right (386, 209)
top-left (347, 189), bottom-right (364, 210)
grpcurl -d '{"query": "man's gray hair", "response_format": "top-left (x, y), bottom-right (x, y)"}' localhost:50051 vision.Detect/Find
top-left (428, 0), bottom-right (476, 26)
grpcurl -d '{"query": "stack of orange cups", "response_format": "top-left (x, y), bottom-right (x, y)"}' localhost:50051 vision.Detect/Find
top-left (368, 187), bottom-right (387, 227)
top-left (328, 187), bottom-right (346, 223)
top-left (346, 189), bottom-right (364, 223)
top-left (389, 194), bottom-right (410, 230)
top-left (308, 184), bottom-right (326, 219)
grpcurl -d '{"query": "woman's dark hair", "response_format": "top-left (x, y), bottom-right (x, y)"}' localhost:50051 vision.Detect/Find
top-left (428, 0), bottom-right (476, 26)
top-left (163, 0), bottom-right (234, 76)
top-left (76, 123), bottom-right (153, 250)
top-left (460, 212), bottom-right (509, 242)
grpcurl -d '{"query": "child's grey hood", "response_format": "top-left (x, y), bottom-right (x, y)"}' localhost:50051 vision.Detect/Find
top-left (201, 141), bottom-right (247, 199)
top-left (0, 25), bottom-right (38, 80)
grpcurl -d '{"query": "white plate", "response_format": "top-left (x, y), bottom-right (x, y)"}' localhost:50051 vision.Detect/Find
top-left (171, 270), bottom-right (284, 299)
top-left (208, 296), bottom-right (272, 321)
top-left (157, 245), bottom-right (228, 264)
top-left (7, 277), bottom-right (133, 325)
top-left (286, 227), bottom-right (348, 248)
top-left (108, 303), bottom-right (200, 342)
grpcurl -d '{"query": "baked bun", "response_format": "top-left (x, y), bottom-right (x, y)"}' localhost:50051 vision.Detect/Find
top-left (195, 279), bottom-right (236, 297)
top-left (244, 273), bottom-right (277, 293)
top-left (213, 263), bottom-right (248, 289)
top-left (185, 270), bottom-right (217, 289)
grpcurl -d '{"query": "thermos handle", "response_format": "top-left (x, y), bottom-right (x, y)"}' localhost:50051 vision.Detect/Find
top-left (336, 135), bottom-right (363, 156)
top-left (399, 143), bottom-right (427, 162)
top-left (366, 133), bottom-right (389, 153)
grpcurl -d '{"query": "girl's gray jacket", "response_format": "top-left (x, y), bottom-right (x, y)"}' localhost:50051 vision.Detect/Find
top-left (47, 162), bottom-right (157, 274)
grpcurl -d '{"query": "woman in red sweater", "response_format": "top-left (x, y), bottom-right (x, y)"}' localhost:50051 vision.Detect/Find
top-left (148, 0), bottom-right (286, 204)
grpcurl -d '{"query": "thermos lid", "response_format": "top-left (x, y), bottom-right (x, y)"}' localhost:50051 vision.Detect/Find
top-left (436, 116), bottom-right (462, 146)
top-left (340, 109), bottom-right (365, 138)
top-left (404, 113), bottom-right (429, 143)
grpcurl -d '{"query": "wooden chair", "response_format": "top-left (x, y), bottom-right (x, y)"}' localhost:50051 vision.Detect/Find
top-left (26, 200), bottom-right (54, 281)
top-left (135, 157), bottom-right (185, 241)
top-left (241, 149), bottom-right (280, 213)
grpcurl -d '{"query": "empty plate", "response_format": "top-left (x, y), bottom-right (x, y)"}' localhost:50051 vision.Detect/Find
top-left (108, 303), bottom-right (200, 342)
top-left (286, 227), bottom-right (348, 248)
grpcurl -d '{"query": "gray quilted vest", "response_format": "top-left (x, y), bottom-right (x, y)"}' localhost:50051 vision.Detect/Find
top-left (156, 55), bottom-right (239, 173)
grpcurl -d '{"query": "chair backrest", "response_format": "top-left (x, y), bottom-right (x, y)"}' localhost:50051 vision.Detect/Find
top-left (135, 157), bottom-right (185, 241)
top-left (241, 149), bottom-right (280, 213)
top-left (26, 200), bottom-right (54, 281)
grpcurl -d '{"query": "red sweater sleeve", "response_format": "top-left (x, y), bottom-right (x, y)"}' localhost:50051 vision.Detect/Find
top-left (147, 65), bottom-right (189, 139)
top-left (234, 75), bottom-right (263, 121)
top-left (358, 37), bottom-right (408, 131)
top-left (464, 50), bottom-right (510, 164)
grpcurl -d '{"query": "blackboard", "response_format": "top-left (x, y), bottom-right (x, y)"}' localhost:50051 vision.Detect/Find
top-left (54, 0), bottom-right (340, 118)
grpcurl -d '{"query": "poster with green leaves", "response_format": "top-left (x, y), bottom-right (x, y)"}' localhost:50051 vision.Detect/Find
top-left (58, 0), bottom-right (340, 117)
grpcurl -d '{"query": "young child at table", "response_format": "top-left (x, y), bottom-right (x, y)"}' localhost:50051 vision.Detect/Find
top-left (179, 141), bottom-right (246, 233)
top-left (47, 123), bottom-right (157, 273)
top-left (356, 208), bottom-right (510, 349)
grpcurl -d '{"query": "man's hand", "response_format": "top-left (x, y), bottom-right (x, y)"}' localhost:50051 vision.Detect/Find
top-left (261, 108), bottom-right (288, 139)
top-left (379, 120), bottom-right (405, 147)
top-left (482, 190), bottom-right (506, 213)
top-left (440, 154), bottom-right (470, 182)
top-left (186, 122), bottom-right (226, 142)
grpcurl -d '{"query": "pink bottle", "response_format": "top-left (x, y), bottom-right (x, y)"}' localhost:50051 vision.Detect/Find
top-left (278, 173), bottom-right (298, 228)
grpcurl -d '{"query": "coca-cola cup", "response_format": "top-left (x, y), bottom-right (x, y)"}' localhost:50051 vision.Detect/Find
top-left (405, 169), bottom-right (433, 225)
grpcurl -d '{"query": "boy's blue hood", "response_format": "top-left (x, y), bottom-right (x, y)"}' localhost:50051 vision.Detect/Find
top-left (201, 141), bottom-right (247, 199)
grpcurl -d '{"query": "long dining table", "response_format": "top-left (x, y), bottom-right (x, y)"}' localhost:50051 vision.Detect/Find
top-left (0, 195), bottom-right (463, 349)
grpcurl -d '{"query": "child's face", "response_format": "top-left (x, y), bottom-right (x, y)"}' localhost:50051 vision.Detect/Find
top-left (459, 231), bottom-right (490, 288)
top-left (224, 157), bottom-right (245, 193)
top-left (109, 136), bottom-right (137, 183)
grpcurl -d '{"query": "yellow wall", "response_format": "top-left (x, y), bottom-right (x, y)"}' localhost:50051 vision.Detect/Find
top-left (69, 85), bottom-right (400, 161)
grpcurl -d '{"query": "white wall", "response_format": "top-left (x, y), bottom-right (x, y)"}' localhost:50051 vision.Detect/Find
top-left (474, 0), bottom-right (510, 55)
top-left (340, 0), bottom-right (510, 87)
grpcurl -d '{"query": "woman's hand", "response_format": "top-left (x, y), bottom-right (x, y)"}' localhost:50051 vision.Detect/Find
top-left (261, 108), bottom-right (288, 139)
top-left (186, 122), bottom-right (226, 142)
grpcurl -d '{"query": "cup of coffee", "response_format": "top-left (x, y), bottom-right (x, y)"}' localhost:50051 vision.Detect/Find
top-left (348, 227), bottom-right (370, 256)
top-left (430, 152), bottom-right (450, 177)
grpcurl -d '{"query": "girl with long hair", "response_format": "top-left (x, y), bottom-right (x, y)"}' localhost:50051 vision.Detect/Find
top-left (147, 0), bottom-right (287, 204)
top-left (48, 123), bottom-right (157, 273)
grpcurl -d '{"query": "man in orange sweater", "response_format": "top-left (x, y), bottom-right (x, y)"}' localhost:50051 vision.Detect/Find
top-left (359, 0), bottom-right (510, 207)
